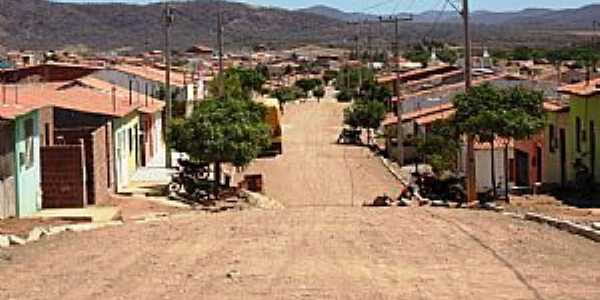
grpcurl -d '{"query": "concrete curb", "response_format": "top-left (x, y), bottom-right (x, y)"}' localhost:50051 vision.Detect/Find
top-left (373, 147), bottom-right (600, 243)
top-left (523, 212), bottom-right (600, 243)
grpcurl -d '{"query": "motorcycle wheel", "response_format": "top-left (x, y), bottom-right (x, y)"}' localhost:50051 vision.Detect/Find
top-left (168, 182), bottom-right (182, 193)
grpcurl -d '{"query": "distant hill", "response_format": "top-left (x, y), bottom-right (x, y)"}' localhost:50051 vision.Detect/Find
top-left (297, 4), bottom-right (600, 28)
top-left (0, 0), bottom-right (596, 52)
top-left (0, 0), bottom-right (344, 51)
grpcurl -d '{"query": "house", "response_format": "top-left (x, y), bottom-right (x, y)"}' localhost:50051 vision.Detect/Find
top-left (6, 81), bottom-right (164, 208)
top-left (542, 100), bottom-right (571, 188)
top-left (0, 101), bottom-right (47, 218)
top-left (93, 63), bottom-right (204, 117)
top-left (185, 45), bottom-right (214, 61)
top-left (382, 103), bottom-right (455, 164)
top-left (558, 78), bottom-right (600, 185)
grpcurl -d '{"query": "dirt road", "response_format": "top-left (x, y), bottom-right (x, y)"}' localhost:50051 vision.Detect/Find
top-left (1, 99), bottom-right (599, 300)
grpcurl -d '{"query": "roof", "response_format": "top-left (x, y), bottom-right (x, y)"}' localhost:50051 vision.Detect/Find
top-left (0, 102), bottom-right (46, 120)
top-left (72, 76), bottom-right (164, 114)
top-left (543, 100), bottom-right (570, 113)
top-left (382, 103), bottom-right (454, 126)
top-left (112, 64), bottom-right (187, 88)
top-left (376, 65), bottom-right (455, 84)
top-left (1, 82), bottom-right (158, 118)
top-left (415, 109), bottom-right (456, 126)
top-left (557, 78), bottom-right (600, 97)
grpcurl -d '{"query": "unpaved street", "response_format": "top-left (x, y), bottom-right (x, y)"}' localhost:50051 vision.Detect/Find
top-left (1, 99), bottom-right (599, 300)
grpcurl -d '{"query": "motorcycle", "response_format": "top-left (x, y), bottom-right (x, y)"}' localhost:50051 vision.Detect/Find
top-left (168, 159), bottom-right (212, 201)
top-left (415, 172), bottom-right (466, 203)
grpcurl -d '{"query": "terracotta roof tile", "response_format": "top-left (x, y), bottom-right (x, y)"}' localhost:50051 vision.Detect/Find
top-left (415, 109), bottom-right (456, 126)
top-left (558, 78), bottom-right (600, 97)
top-left (112, 64), bottom-right (187, 87)
top-left (1, 82), bottom-right (149, 118)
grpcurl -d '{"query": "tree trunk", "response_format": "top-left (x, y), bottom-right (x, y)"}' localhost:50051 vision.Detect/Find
top-left (490, 139), bottom-right (497, 202)
top-left (504, 143), bottom-right (510, 203)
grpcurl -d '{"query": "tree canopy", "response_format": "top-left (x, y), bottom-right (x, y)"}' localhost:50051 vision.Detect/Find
top-left (415, 119), bottom-right (462, 174)
top-left (295, 78), bottom-right (322, 97)
top-left (209, 68), bottom-right (266, 100)
top-left (168, 98), bottom-right (271, 168)
top-left (343, 100), bottom-right (387, 143)
top-left (272, 86), bottom-right (300, 104)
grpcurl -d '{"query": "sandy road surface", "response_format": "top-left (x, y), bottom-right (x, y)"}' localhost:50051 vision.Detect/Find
top-left (242, 100), bottom-right (402, 207)
top-left (1, 99), bottom-right (599, 300)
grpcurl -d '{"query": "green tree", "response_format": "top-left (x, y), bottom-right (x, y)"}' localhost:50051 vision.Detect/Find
top-left (453, 83), bottom-right (545, 201)
top-left (547, 49), bottom-right (566, 84)
top-left (335, 67), bottom-right (374, 91)
top-left (358, 80), bottom-right (392, 103)
top-left (209, 68), bottom-right (266, 100)
top-left (208, 71), bottom-right (246, 100)
top-left (343, 100), bottom-right (386, 144)
top-left (336, 88), bottom-right (353, 102)
top-left (255, 63), bottom-right (270, 80)
top-left (313, 86), bottom-right (325, 102)
top-left (323, 70), bottom-right (338, 86)
top-left (295, 78), bottom-right (321, 98)
top-left (168, 98), bottom-right (271, 197)
top-left (415, 119), bottom-right (462, 174)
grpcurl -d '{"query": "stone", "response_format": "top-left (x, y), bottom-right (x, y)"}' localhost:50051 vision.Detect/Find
top-left (0, 235), bottom-right (10, 248)
top-left (431, 200), bottom-right (450, 207)
top-left (47, 226), bottom-right (68, 235)
top-left (226, 270), bottom-right (241, 280)
top-left (27, 227), bottom-right (46, 242)
top-left (592, 222), bottom-right (600, 231)
top-left (8, 235), bottom-right (27, 246)
top-left (65, 223), bottom-right (100, 232)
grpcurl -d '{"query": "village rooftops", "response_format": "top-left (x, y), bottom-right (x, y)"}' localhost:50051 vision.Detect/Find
top-left (111, 64), bottom-right (188, 88)
top-left (382, 102), bottom-right (455, 127)
top-left (0, 82), bottom-right (162, 118)
top-left (376, 64), bottom-right (456, 84)
top-left (70, 76), bottom-right (164, 114)
top-left (543, 99), bottom-right (570, 112)
top-left (0, 101), bottom-right (46, 120)
top-left (557, 78), bottom-right (600, 97)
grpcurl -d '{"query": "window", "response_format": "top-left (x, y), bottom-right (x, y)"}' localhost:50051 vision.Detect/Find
top-left (548, 124), bottom-right (555, 153)
top-left (576, 117), bottom-right (582, 152)
top-left (23, 118), bottom-right (34, 169)
top-left (128, 128), bottom-right (134, 153)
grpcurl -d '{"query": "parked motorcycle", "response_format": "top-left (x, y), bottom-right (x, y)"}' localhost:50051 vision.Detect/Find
top-left (168, 159), bottom-right (212, 201)
top-left (415, 172), bottom-right (466, 203)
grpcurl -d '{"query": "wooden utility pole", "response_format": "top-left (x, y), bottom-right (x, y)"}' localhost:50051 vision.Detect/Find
top-left (462, 0), bottom-right (476, 204)
top-left (164, 1), bottom-right (174, 169)
top-left (217, 3), bottom-right (225, 98)
top-left (380, 15), bottom-right (412, 166)
top-left (445, 0), bottom-right (475, 202)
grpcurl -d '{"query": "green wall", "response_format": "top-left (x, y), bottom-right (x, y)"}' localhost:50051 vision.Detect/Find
top-left (568, 96), bottom-right (600, 183)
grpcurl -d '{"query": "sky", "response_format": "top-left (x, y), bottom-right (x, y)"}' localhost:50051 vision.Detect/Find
top-left (54, 0), bottom-right (600, 14)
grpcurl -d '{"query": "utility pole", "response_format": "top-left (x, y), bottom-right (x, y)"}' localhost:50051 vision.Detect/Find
top-left (380, 15), bottom-right (412, 166)
top-left (462, 0), bottom-right (476, 204)
top-left (217, 2), bottom-right (225, 98)
top-left (447, 0), bottom-right (475, 203)
top-left (164, 1), bottom-right (174, 169)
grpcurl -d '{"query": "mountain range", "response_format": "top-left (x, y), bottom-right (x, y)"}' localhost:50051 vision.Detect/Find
top-left (297, 4), bottom-right (600, 28)
top-left (0, 0), bottom-right (597, 52)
